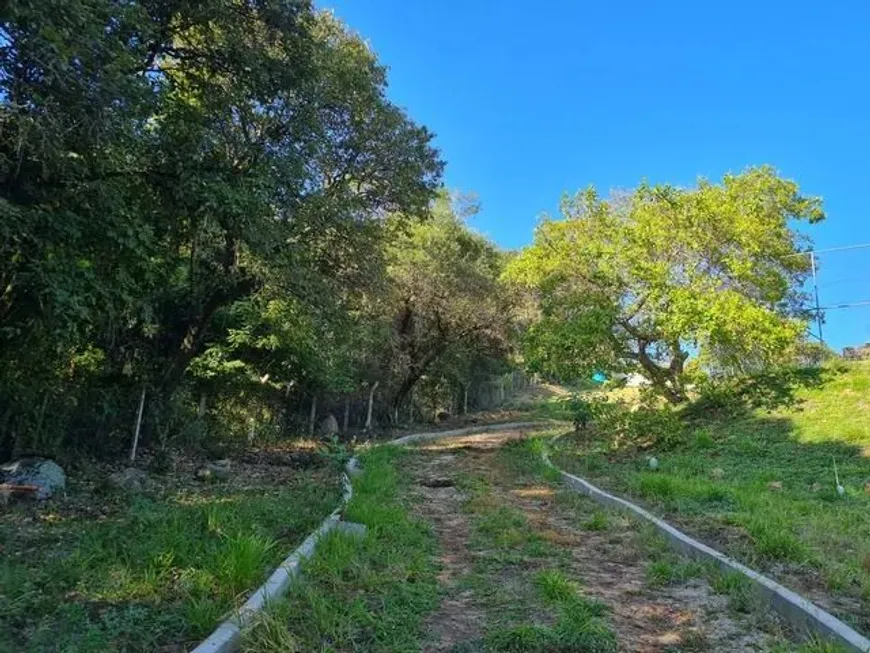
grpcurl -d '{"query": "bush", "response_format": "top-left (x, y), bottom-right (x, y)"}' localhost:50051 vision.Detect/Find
top-left (590, 398), bottom-right (684, 450)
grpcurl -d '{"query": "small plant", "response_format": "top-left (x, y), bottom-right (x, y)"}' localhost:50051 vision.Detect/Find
top-left (218, 533), bottom-right (277, 596)
top-left (583, 511), bottom-right (609, 532)
top-left (710, 571), bottom-right (754, 613)
top-left (645, 558), bottom-right (706, 587)
top-left (568, 395), bottom-right (596, 431)
top-left (535, 569), bottom-right (580, 604)
top-left (317, 435), bottom-right (352, 469)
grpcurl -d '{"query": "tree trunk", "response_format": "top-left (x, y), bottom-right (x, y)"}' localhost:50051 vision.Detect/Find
top-left (463, 384), bottom-right (469, 415)
top-left (636, 345), bottom-right (687, 404)
top-left (342, 397), bottom-right (350, 433)
top-left (364, 382), bottom-right (378, 432)
top-left (197, 392), bottom-right (207, 418)
top-left (308, 394), bottom-right (317, 437)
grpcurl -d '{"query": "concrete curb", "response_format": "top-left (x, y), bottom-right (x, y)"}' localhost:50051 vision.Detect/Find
top-left (191, 468), bottom-right (355, 653)
top-left (541, 438), bottom-right (870, 653)
top-left (389, 420), bottom-right (553, 447)
top-left (190, 421), bottom-right (551, 652)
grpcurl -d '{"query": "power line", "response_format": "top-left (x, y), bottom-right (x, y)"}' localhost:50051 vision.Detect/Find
top-left (818, 300), bottom-right (870, 311)
top-left (785, 242), bottom-right (870, 258)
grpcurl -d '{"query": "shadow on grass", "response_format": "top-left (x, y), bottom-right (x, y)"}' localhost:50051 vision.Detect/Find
top-left (682, 364), bottom-right (845, 422)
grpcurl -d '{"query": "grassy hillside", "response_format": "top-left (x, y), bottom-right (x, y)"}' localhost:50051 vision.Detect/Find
top-left (552, 361), bottom-right (870, 633)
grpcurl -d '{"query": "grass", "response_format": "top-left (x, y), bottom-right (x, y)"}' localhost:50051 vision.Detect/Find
top-left (241, 446), bottom-right (439, 652)
top-left (0, 466), bottom-right (340, 652)
top-left (551, 360), bottom-right (870, 632)
top-left (454, 439), bottom-right (618, 653)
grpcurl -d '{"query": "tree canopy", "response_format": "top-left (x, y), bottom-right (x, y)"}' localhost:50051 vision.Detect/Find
top-left (2, 1), bottom-right (504, 457)
top-left (506, 167), bottom-right (824, 402)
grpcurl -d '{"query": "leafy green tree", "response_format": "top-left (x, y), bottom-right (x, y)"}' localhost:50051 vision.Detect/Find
top-left (507, 167), bottom-right (824, 402)
top-left (382, 192), bottom-right (514, 417)
top-left (0, 1), bottom-right (442, 455)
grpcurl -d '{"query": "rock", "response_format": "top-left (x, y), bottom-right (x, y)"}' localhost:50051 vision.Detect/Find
top-left (336, 521), bottom-right (367, 539)
top-left (811, 482), bottom-right (823, 492)
top-left (318, 414), bottom-right (339, 437)
top-left (0, 458), bottom-right (65, 500)
top-left (648, 457), bottom-right (659, 470)
top-left (767, 481), bottom-right (783, 492)
top-left (109, 467), bottom-right (151, 493)
top-left (711, 467), bottom-right (725, 479)
top-left (197, 460), bottom-right (232, 483)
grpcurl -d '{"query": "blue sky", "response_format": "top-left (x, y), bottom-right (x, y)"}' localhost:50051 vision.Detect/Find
top-left (324, 0), bottom-right (870, 350)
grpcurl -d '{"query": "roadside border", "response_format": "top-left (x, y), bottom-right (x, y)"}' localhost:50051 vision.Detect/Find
top-left (190, 421), bottom-right (543, 652)
top-left (193, 421), bottom-right (870, 653)
top-left (542, 434), bottom-right (870, 653)
top-left (191, 472), bottom-right (353, 653)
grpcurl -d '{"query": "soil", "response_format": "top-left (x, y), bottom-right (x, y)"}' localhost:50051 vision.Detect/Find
top-left (406, 429), bottom-right (788, 653)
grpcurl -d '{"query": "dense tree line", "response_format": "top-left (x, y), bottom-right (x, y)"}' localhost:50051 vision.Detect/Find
top-left (0, 1), bottom-right (514, 459)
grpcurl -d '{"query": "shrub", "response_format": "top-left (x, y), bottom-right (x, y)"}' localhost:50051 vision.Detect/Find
top-left (591, 398), bottom-right (685, 450)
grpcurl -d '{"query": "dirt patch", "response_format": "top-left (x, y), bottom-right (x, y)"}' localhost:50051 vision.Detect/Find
top-left (408, 453), bottom-right (486, 652)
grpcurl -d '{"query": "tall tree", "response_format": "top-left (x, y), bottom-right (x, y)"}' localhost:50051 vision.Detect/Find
top-left (0, 1), bottom-right (442, 454)
top-left (383, 192), bottom-right (513, 416)
top-left (507, 167), bottom-right (824, 402)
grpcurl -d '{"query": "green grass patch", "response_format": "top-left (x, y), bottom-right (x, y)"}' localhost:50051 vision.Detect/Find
top-left (709, 570), bottom-right (757, 614)
top-left (645, 558), bottom-right (706, 588)
top-left (0, 468), bottom-right (340, 652)
top-left (241, 446), bottom-right (439, 652)
top-left (486, 569), bottom-right (615, 653)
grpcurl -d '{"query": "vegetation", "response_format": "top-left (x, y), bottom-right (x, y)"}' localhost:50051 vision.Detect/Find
top-left (3, 2), bottom-right (863, 649)
top-left (506, 168), bottom-right (824, 402)
top-left (0, 460), bottom-right (341, 651)
top-left (552, 360), bottom-right (870, 632)
top-left (242, 446), bottom-right (439, 652)
top-left (0, 2), bottom-right (514, 460)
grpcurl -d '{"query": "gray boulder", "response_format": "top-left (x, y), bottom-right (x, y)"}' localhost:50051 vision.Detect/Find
top-left (319, 414), bottom-right (339, 437)
top-left (197, 459), bottom-right (232, 483)
top-left (0, 458), bottom-right (66, 500)
top-left (109, 467), bottom-right (151, 493)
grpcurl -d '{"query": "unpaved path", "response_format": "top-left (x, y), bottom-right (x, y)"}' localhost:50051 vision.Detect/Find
top-left (405, 429), bottom-right (789, 652)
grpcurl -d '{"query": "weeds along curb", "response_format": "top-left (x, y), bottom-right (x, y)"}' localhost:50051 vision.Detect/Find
top-left (541, 436), bottom-right (870, 653)
top-left (191, 469), bottom-right (354, 653)
top-left (191, 421), bottom-right (547, 652)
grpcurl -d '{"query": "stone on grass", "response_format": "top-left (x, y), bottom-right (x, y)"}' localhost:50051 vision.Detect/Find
top-left (0, 458), bottom-right (65, 500)
top-left (767, 481), bottom-right (783, 492)
top-left (109, 467), bottom-right (151, 493)
top-left (197, 459), bottom-right (232, 483)
top-left (711, 467), bottom-right (725, 479)
top-left (318, 414), bottom-right (339, 437)
top-left (811, 482), bottom-right (823, 492)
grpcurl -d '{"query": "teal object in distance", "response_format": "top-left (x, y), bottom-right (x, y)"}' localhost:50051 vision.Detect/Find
top-left (592, 372), bottom-right (607, 384)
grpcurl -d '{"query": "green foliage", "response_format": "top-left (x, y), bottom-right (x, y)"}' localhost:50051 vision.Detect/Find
top-left (507, 167), bottom-right (824, 403)
top-left (585, 397), bottom-right (685, 450)
top-left (0, 0), bottom-right (533, 457)
top-left (382, 191), bottom-right (517, 416)
top-left (241, 446), bottom-right (439, 652)
top-left (552, 361), bottom-right (870, 631)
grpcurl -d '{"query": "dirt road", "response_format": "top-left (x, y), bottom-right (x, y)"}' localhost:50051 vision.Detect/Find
top-left (404, 429), bottom-right (792, 653)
